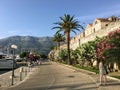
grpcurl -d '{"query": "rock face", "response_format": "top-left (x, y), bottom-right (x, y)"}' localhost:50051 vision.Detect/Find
top-left (0, 36), bottom-right (55, 54)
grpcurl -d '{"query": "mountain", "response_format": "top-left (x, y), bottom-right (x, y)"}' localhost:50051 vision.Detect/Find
top-left (0, 36), bottom-right (55, 55)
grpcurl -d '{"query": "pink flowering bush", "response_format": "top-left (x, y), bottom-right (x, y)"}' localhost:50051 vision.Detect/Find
top-left (29, 53), bottom-right (35, 60)
top-left (97, 29), bottom-right (120, 63)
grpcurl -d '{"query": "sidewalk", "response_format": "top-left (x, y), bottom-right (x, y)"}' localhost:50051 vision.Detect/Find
top-left (0, 66), bottom-right (35, 89)
top-left (60, 62), bottom-right (120, 90)
top-left (0, 62), bottom-right (120, 90)
top-left (108, 71), bottom-right (120, 81)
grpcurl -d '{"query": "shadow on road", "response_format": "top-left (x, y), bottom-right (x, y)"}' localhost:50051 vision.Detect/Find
top-left (67, 75), bottom-right (75, 78)
top-left (18, 82), bottom-right (98, 90)
top-left (40, 61), bottom-right (52, 66)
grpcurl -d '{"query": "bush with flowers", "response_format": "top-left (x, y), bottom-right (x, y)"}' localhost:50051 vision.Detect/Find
top-left (96, 28), bottom-right (120, 66)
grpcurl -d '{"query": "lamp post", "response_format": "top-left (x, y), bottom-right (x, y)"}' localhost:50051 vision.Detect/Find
top-left (11, 44), bottom-right (17, 85)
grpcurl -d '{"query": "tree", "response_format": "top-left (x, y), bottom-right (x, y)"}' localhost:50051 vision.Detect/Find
top-left (77, 41), bottom-right (96, 67)
top-left (52, 14), bottom-right (84, 64)
top-left (70, 49), bottom-right (79, 65)
top-left (59, 49), bottom-right (67, 63)
top-left (96, 29), bottom-right (120, 69)
top-left (20, 52), bottom-right (29, 59)
top-left (53, 33), bottom-right (65, 50)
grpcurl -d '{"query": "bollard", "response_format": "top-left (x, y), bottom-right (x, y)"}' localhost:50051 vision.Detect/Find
top-left (28, 64), bottom-right (32, 72)
top-left (20, 67), bottom-right (23, 81)
top-left (28, 63), bottom-right (31, 72)
top-left (25, 68), bottom-right (27, 76)
top-left (9, 75), bottom-right (13, 85)
top-left (10, 75), bottom-right (12, 79)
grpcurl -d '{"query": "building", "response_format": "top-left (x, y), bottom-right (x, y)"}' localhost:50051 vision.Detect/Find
top-left (70, 16), bottom-right (120, 50)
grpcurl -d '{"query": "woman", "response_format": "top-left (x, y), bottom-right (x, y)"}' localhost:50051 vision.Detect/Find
top-left (99, 60), bottom-right (107, 86)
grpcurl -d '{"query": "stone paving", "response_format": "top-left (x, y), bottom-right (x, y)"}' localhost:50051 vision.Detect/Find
top-left (0, 66), bottom-right (34, 89)
top-left (62, 63), bottom-right (120, 90)
top-left (0, 61), bottom-right (120, 90)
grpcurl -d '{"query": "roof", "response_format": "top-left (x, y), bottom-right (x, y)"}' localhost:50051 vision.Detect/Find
top-left (88, 23), bottom-right (92, 26)
top-left (85, 23), bottom-right (92, 29)
top-left (96, 18), bottom-right (110, 22)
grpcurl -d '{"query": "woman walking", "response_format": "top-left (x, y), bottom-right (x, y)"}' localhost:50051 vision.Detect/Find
top-left (99, 60), bottom-right (107, 86)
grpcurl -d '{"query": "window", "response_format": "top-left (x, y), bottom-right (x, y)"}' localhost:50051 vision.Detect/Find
top-left (93, 28), bottom-right (95, 33)
top-left (83, 32), bottom-right (85, 37)
top-left (105, 24), bottom-right (108, 26)
top-left (78, 39), bottom-right (80, 47)
top-left (95, 21), bottom-right (97, 24)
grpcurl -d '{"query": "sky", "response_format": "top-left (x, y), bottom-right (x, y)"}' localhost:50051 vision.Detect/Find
top-left (0, 0), bottom-right (120, 39)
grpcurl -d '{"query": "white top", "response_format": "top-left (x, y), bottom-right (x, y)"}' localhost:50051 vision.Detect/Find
top-left (99, 62), bottom-right (106, 75)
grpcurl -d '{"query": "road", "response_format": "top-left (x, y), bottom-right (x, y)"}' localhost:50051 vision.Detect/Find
top-left (4, 61), bottom-right (99, 90)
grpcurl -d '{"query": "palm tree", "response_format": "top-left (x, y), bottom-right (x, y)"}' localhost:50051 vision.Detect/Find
top-left (53, 33), bottom-right (65, 50)
top-left (52, 14), bottom-right (84, 64)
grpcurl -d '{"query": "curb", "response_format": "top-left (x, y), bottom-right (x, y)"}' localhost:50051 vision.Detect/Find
top-left (64, 64), bottom-right (96, 74)
top-left (53, 61), bottom-right (120, 82)
top-left (107, 76), bottom-right (120, 82)
top-left (7, 67), bottom-right (36, 88)
top-left (0, 66), bottom-right (35, 89)
top-left (54, 61), bottom-right (96, 74)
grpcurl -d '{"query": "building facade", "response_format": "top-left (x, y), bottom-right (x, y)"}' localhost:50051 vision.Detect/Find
top-left (70, 16), bottom-right (120, 50)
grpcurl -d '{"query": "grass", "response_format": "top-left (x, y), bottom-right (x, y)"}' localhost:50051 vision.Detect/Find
top-left (56, 61), bottom-right (120, 80)
top-left (74, 65), bottom-right (120, 80)
top-left (74, 65), bottom-right (99, 74)
top-left (111, 76), bottom-right (120, 79)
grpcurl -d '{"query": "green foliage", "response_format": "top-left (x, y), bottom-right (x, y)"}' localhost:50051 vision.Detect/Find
top-left (76, 40), bottom-right (96, 66)
top-left (50, 46), bottom-right (56, 50)
top-left (97, 29), bottom-right (120, 65)
top-left (53, 33), bottom-right (65, 50)
top-left (40, 53), bottom-right (47, 59)
top-left (20, 52), bottom-right (29, 58)
top-left (74, 65), bottom-right (99, 74)
top-left (111, 76), bottom-right (120, 79)
top-left (58, 49), bottom-right (67, 62)
top-left (52, 14), bottom-right (84, 64)
top-left (70, 49), bottom-right (79, 65)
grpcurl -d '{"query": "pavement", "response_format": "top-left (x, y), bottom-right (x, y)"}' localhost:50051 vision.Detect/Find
top-left (0, 61), bottom-right (120, 90)
top-left (61, 63), bottom-right (120, 90)
top-left (0, 66), bottom-right (35, 89)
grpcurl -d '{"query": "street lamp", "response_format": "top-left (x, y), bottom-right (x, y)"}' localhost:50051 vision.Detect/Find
top-left (11, 44), bottom-right (17, 85)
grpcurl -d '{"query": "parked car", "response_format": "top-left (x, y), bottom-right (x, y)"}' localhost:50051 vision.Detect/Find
top-left (15, 58), bottom-right (23, 62)
top-left (0, 59), bottom-right (17, 69)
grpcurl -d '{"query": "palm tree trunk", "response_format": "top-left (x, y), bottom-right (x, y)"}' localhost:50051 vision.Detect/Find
top-left (58, 42), bottom-right (60, 50)
top-left (66, 31), bottom-right (70, 64)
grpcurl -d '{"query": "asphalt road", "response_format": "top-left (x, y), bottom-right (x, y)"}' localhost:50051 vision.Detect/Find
top-left (4, 61), bottom-right (98, 90)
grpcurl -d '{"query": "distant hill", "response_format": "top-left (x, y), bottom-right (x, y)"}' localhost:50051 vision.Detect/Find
top-left (0, 36), bottom-right (55, 55)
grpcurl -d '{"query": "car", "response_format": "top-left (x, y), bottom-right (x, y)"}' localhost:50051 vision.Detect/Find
top-left (15, 58), bottom-right (23, 62)
top-left (0, 59), bottom-right (17, 69)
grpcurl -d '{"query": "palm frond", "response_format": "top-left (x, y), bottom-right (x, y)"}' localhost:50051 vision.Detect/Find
top-left (55, 29), bottom-right (63, 34)
top-left (70, 16), bottom-right (74, 22)
top-left (54, 22), bottom-right (62, 25)
top-left (71, 30), bottom-right (77, 35)
top-left (60, 17), bottom-right (66, 22)
top-left (78, 24), bottom-right (85, 30)
top-left (52, 26), bottom-right (62, 30)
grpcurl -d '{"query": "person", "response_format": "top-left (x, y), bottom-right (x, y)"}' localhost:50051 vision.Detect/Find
top-left (99, 60), bottom-right (107, 86)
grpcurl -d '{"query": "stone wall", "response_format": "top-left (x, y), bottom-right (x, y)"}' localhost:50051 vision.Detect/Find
top-left (70, 20), bottom-right (120, 50)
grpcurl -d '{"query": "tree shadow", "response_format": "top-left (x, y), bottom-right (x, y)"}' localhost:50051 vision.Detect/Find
top-left (24, 82), bottom-right (98, 90)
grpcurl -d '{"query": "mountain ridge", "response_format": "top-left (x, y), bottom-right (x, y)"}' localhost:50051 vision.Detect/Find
top-left (0, 35), bottom-right (55, 54)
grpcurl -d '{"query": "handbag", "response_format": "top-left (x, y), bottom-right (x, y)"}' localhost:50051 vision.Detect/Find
top-left (104, 66), bottom-right (108, 74)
